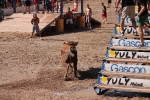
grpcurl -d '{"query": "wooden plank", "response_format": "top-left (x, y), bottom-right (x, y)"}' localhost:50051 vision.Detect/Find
top-left (104, 63), bottom-right (150, 74)
top-left (100, 77), bottom-right (150, 88)
top-left (113, 34), bottom-right (150, 39)
top-left (112, 38), bottom-right (150, 47)
top-left (115, 27), bottom-right (150, 35)
top-left (95, 84), bottom-right (150, 93)
top-left (101, 71), bottom-right (150, 79)
top-left (108, 50), bottom-right (150, 60)
top-left (109, 46), bottom-right (150, 51)
top-left (105, 58), bottom-right (150, 63)
top-left (0, 13), bottom-right (60, 33)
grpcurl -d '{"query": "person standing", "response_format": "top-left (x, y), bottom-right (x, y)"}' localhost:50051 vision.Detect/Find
top-left (101, 2), bottom-right (107, 24)
top-left (23, 0), bottom-right (31, 14)
top-left (115, 0), bottom-right (137, 36)
top-left (108, 0), bottom-right (112, 8)
top-left (33, 0), bottom-right (38, 13)
top-left (65, 7), bottom-right (73, 30)
top-left (73, 0), bottom-right (78, 12)
top-left (0, 7), bottom-right (4, 22)
top-left (31, 13), bottom-right (43, 40)
top-left (135, 0), bottom-right (148, 47)
top-left (85, 4), bottom-right (92, 29)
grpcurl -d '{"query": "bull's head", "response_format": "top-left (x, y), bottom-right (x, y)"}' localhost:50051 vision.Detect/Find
top-left (64, 41), bottom-right (78, 53)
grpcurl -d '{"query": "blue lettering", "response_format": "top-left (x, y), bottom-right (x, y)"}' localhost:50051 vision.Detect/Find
top-left (140, 67), bottom-right (146, 73)
top-left (118, 39), bottom-right (125, 46)
top-left (110, 64), bottom-right (146, 73)
top-left (117, 39), bottom-right (150, 47)
top-left (131, 41), bottom-right (136, 47)
top-left (123, 66), bottom-right (128, 72)
top-left (111, 64), bottom-right (118, 72)
top-left (135, 41), bottom-right (140, 47)
top-left (118, 66), bottom-right (123, 72)
top-left (126, 41), bottom-right (130, 46)
top-left (134, 67), bottom-right (141, 73)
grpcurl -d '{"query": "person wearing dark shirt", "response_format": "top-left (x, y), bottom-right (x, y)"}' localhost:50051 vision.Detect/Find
top-left (135, 0), bottom-right (148, 47)
top-left (101, 2), bottom-right (107, 24)
top-left (115, 0), bottom-right (137, 36)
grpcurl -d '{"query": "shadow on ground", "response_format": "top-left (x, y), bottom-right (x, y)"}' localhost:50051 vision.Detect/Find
top-left (77, 67), bottom-right (101, 80)
top-left (103, 90), bottom-right (150, 98)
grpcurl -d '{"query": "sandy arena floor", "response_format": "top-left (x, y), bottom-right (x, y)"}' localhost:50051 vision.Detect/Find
top-left (0, 0), bottom-right (150, 100)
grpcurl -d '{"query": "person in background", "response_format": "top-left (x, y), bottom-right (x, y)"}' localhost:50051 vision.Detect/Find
top-left (0, 7), bottom-right (4, 22)
top-left (42, 0), bottom-right (46, 14)
top-left (114, 0), bottom-right (118, 7)
top-left (31, 13), bottom-right (43, 40)
top-left (16, 0), bottom-right (21, 7)
top-left (85, 4), bottom-right (92, 29)
top-left (108, 0), bottom-right (111, 8)
top-left (65, 7), bottom-right (73, 30)
top-left (73, 0), bottom-right (78, 12)
top-left (51, 0), bottom-right (54, 12)
top-left (23, 0), bottom-right (31, 14)
top-left (33, 0), bottom-right (38, 13)
top-left (45, 0), bottom-right (52, 14)
top-left (135, 0), bottom-right (148, 47)
top-left (101, 2), bottom-right (107, 24)
top-left (115, 0), bottom-right (137, 36)
top-left (73, 14), bottom-right (77, 30)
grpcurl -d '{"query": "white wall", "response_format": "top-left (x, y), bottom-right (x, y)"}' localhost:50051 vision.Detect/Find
top-left (3, 4), bottom-right (43, 16)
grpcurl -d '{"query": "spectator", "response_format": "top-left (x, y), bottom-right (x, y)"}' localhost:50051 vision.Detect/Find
top-left (115, 0), bottom-right (137, 36)
top-left (16, 0), bottom-right (21, 7)
top-left (56, 0), bottom-right (60, 13)
top-left (42, 0), bottom-right (46, 14)
top-left (6, 0), bottom-right (12, 8)
top-left (101, 2), bottom-right (107, 24)
top-left (33, 0), bottom-right (38, 13)
top-left (23, 0), bottom-right (31, 14)
top-left (108, 0), bottom-right (111, 8)
top-left (73, 14), bottom-right (77, 30)
top-left (30, 13), bottom-right (43, 40)
top-left (45, 0), bottom-right (52, 14)
top-left (73, 0), bottom-right (78, 12)
top-left (85, 4), bottom-right (92, 29)
top-left (65, 7), bottom-right (73, 30)
top-left (51, 0), bottom-right (54, 12)
top-left (135, 0), bottom-right (148, 47)
top-left (0, 7), bottom-right (4, 22)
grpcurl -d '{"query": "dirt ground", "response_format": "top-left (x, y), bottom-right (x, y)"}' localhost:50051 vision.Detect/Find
top-left (0, 0), bottom-right (150, 100)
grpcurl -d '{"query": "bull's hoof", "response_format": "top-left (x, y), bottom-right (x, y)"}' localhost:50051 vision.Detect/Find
top-left (64, 77), bottom-right (71, 81)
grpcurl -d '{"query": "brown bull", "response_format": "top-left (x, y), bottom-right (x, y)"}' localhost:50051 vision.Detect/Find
top-left (61, 41), bottom-right (78, 79)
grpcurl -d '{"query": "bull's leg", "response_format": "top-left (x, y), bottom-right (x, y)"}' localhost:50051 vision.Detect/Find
top-left (73, 62), bottom-right (77, 77)
top-left (64, 64), bottom-right (69, 79)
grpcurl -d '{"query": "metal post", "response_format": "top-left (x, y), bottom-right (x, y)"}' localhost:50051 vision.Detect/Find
top-left (12, 0), bottom-right (16, 13)
top-left (60, 0), bottom-right (63, 18)
top-left (81, 0), bottom-right (83, 16)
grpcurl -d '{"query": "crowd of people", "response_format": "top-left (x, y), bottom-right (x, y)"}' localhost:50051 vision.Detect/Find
top-left (1, 0), bottom-right (150, 47)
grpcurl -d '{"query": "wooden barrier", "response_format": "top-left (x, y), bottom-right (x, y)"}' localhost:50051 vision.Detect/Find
top-left (94, 6), bottom-right (150, 94)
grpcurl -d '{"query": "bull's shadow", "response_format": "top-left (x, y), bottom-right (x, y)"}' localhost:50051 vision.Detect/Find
top-left (77, 67), bottom-right (101, 80)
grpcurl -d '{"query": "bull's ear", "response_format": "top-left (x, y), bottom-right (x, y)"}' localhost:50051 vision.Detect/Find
top-left (74, 42), bottom-right (79, 46)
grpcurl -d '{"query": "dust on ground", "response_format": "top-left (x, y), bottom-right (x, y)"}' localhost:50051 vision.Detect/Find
top-left (0, 0), bottom-right (150, 100)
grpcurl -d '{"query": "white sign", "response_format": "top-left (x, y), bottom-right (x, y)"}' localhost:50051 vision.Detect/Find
top-left (108, 50), bottom-right (150, 59)
top-left (104, 63), bottom-right (150, 74)
top-left (112, 38), bottom-right (150, 47)
top-left (115, 27), bottom-right (149, 35)
top-left (101, 77), bottom-right (150, 88)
